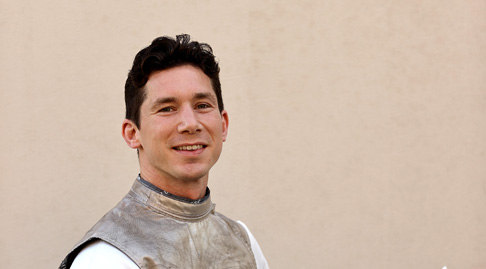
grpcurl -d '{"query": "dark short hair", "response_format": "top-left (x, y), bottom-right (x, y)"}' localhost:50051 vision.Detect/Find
top-left (125, 34), bottom-right (223, 128)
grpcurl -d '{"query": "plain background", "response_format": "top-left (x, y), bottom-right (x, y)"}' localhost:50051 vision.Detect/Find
top-left (1, 0), bottom-right (485, 268)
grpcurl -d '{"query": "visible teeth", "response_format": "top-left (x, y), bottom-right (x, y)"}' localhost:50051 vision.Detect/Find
top-left (176, 145), bottom-right (204, 151)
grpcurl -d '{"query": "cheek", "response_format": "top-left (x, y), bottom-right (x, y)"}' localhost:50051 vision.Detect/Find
top-left (142, 126), bottom-right (167, 147)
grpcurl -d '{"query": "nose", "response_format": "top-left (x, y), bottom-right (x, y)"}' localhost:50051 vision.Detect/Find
top-left (177, 105), bottom-right (202, 134)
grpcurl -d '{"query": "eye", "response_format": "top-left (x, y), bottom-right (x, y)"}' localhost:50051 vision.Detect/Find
top-left (158, 106), bottom-right (175, 113)
top-left (196, 103), bottom-right (211, 109)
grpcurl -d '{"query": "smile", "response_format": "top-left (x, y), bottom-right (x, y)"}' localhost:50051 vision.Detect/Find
top-left (174, 145), bottom-right (205, 151)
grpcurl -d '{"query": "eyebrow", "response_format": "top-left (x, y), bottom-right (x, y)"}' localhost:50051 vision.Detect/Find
top-left (150, 97), bottom-right (177, 111)
top-left (193, 92), bottom-right (217, 104)
top-left (150, 92), bottom-right (217, 110)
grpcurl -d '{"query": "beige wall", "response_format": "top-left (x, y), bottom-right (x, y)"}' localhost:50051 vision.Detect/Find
top-left (1, 0), bottom-right (485, 268)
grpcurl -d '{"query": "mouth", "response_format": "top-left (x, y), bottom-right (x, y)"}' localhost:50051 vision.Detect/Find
top-left (173, 144), bottom-right (206, 151)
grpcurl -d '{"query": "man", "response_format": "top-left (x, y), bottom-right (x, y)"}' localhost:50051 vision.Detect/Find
top-left (60, 34), bottom-right (269, 269)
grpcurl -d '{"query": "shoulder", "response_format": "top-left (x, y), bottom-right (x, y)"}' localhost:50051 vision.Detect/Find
top-left (70, 240), bottom-right (139, 269)
top-left (213, 212), bottom-right (252, 244)
top-left (237, 221), bottom-right (270, 269)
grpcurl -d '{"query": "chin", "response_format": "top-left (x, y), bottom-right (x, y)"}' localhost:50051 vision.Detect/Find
top-left (175, 163), bottom-right (212, 181)
top-left (176, 170), bottom-right (209, 182)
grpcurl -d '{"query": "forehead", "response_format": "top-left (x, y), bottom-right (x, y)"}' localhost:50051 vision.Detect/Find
top-left (144, 65), bottom-right (214, 99)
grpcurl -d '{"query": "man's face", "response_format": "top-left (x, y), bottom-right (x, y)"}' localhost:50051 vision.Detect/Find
top-left (134, 64), bottom-right (228, 183)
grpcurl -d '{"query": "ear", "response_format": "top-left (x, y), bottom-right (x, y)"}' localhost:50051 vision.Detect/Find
top-left (122, 119), bottom-right (141, 149)
top-left (220, 110), bottom-right (229, 142)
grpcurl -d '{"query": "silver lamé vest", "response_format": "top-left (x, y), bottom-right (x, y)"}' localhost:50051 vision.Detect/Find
top-left (60, 179), bottom-right (256, 269)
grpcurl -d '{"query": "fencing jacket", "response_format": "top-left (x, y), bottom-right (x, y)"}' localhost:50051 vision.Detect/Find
top-left (60, 177), bottom-right (261, 269)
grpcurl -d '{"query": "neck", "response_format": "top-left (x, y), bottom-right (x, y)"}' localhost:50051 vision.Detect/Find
top-left (139, 169), bottom-right (208, 201)
top-left (138, 175), bottom-right (210, 204)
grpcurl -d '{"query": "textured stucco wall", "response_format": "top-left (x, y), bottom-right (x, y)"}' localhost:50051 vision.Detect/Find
top-left (1, 1), bottom-right (485, 268)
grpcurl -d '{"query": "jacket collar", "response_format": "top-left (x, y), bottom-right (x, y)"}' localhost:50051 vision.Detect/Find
top-left (129, 176), bottom-right (215, 221)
